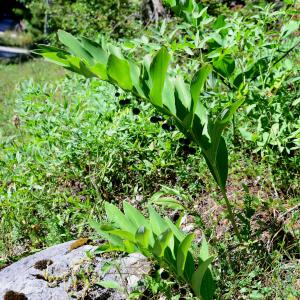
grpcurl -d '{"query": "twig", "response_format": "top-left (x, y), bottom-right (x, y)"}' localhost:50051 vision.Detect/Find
top-left (278, 203), bottom-right (300, 221)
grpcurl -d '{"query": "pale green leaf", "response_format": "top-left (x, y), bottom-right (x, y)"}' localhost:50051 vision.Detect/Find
top-left (58, 30), bottom-right (93, 64)
top-left (104, 202), bottom-right (136, 233)
top-left (199, 235), bottom-right (210, 262)
top-left (148, 205), bottom-right (168, 236)
top-left (149, 47), bottom-right (171, 107)
top-left (153, 229), bottom-right (173, 257)
top-left (151, 197), bottom-right (185, 210)
top-left (107, 54), bottom-right (133, 90)
top-left (79, 37), bottom-right (108, 65)
top-left (176, 233), bottom-right (195, 277)
top-left (97, 280), bottom-right (121, 290)
top-left (190, 64), bottom-right (212, 114)
top-left (123, 201), bottom-right (149, 228)
top-left (135, 226), bottom-right (151, 249)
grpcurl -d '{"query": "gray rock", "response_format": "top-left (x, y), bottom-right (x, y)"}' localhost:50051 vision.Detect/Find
top-left (0, 240), bottom-right (151, 300)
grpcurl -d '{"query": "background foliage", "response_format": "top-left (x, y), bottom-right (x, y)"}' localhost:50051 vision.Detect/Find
top-left (0, 0), bottom-right (299, 299)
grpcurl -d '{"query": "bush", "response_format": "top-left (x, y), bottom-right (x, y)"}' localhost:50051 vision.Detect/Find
top-left (18, 0), bottom-right (142, 43)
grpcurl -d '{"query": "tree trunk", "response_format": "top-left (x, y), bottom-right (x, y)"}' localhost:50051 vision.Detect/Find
top-left (141, 0), bottom-right (166, 23)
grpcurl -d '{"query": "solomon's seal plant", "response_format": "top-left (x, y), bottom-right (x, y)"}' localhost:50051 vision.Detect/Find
top-left (91, 201), bottom-right (216, 300)
top-left (36, 30), bottom-right (246, 240)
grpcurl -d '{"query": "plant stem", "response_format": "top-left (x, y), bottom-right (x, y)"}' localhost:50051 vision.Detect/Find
top-left (221, 188), bottom-right (242, 242)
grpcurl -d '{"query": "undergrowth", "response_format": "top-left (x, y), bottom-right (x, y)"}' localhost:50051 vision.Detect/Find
top-left (0, 1), bottom-right (299, 298)
top-left (0, 64), bottom-right (299, 297)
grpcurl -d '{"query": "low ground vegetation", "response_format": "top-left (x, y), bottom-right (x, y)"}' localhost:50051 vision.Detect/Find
top-left (0, 0), bottom-right (299, 299)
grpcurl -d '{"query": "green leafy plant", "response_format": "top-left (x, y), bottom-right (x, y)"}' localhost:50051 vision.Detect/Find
top-left (91, 201), bottom-right (216, 300)
top-left (35, 30), bottom-right (245, 240)
top-left (163, 0), bottom-right (205, 26)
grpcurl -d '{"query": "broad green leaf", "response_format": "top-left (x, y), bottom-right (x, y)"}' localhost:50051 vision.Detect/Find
top-left (203, 136), bottom-right (228, 190)
top-left (196, 241), bottom-right (216, 300)
top-left (94, 243), bottom-right (125, 254)
top-left (213, 15), bottom-right (226, 29)
top-left (108, 229), bottom-right (136, 242)
top-left (109, 44), bottom-right (123, 58)
top-left (164, 218), bottom-right (185, 242)
top-left (139, 62), bottom-right (151, 98)
top-left (213, 54), bottom-right (235, 77)
top-left (176, 233), bottom-right (195, 277)
top-left (57, 30), bottom-right (93, 65)
top-left (34, 46), bottom-right (71, 67)
top-left (163, 247), bottom-right (177, 272)
top-left (89, 63), bottom-right (108, 80)
top-left (90, 223), bottom-right (124, 246)
top-left (149, 47), bottom-right (171, 107)
top-left (191, 256), bottom-right (214, 298)
top-left (107, 54), bottom-right (133, 90)
top-left (190, 64), bottom-right (212, 114)
top-left (204, 97), bottom-right (244, 159)
top-left (201, 97), bottom-right (244, 189)
top-left (183, 252), bottom-right (196, 282)
top-left (151, 197), bottom-right (185, 210)
top-left (35, 44), bottom-right (67, 53)
top-left (38, 51), bottom-right (71, 67)
top-left (175, 213), bottom-right (185, 228)
top-left (129, 61), bottom-right (145, 98)
top-left (152, 229), bottom-right (173, 257)
top-left (135, 226), bottom-right (151, 249)
top-left (200, 269), bottom-right (216, 300)
top-left (175, 76), bottom-right (192, 111)
top-left (79, 37), bottom-right (108, 65)
top-left (191, 101), bottom-right (209, 146)
top-left (123, 201), bottom-right (149, 228)
top-left (76, 61), bottom-right (98, 78)
top-left (90, 222), bottom-right (114, 232)
top-left (104, 202), bottom-right (136, 233)
top-left (162, 77), bottom-right (176, 115)
top-left (123, 240), bottom-right (136, 253)
top-left (148, 205), bottom-right (168, 236)
top-left (199, 235), bottom-right (210, 262)
top-left (218, 97), bottom-right (245, 125)
top-left (174, 76), bottom-right (191, 122)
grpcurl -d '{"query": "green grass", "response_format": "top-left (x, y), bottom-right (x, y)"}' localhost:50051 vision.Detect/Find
top-left (0, 60), bottom-right (65, 137)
